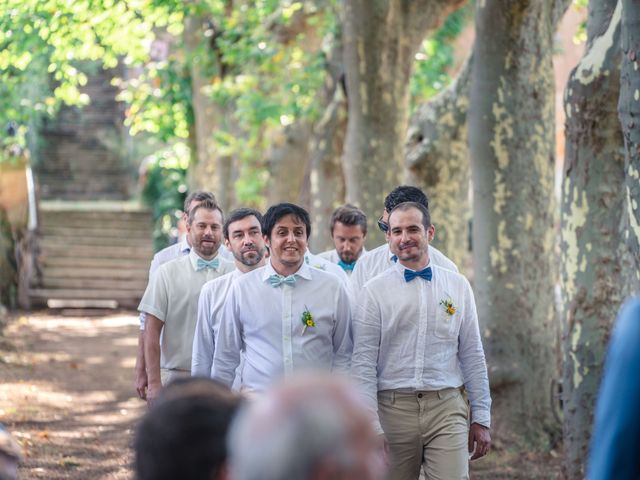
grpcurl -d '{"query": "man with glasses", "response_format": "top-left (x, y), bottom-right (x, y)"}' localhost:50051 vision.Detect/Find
top-left (350, 186), bottom-right (457, 300)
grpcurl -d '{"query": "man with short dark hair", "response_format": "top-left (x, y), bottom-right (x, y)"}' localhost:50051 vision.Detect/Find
top-left (191, 208), bottom-right (267, 378)
top-left (318, 204), bottom-right (367, 275)
top-left (350, 186), bottom-right (457, 299)
top-left (212, 203), bottom-right (352, 392)
top-left (140, 199), bottom-right (234, 403)
top-left (351, 202), bottom-right (491, 479)
top-left (135, 377), bottom-right (241, 480)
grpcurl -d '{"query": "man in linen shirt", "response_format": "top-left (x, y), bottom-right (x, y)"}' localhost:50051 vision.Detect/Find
top-left (212, 203), bottom-right (352, 392)
top-left (191, 207), bottom-right (267, 378)
top-left (350, 186), bottom-right (458, 301)
top-left (318, 204), bottom-right (367, 275)
top-left (351, 202), bottom-right (491, 480)
top-left (134, 191), bottom-right (233, 399)
top-left (139, 199), bottom-right (234, 403)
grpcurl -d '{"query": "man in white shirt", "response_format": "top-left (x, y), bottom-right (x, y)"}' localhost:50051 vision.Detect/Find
top-left (212, 203), bottom-right (352, 392)
top-left (191, 207), bottom-right (267, 378)
top-left (351, 201), bottom-right (491, 479)
top-left (318, 204), bottom-right (367, 275)
top-left (139, 199), bottom-right (234, 403)
top-left (350, 186), bottom-right (458, 300)
top-left (135, 190), bottom-right (218, 399)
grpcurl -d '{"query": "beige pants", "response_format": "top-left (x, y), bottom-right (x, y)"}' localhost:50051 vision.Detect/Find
top-left (378, 388), bottom-right (469, 480)
top-left (160, 368), bottom-right (190, 386)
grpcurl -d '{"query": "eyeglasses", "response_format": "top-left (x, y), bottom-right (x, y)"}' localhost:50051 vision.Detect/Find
top-left (377, 216), bottom-right (389, 233)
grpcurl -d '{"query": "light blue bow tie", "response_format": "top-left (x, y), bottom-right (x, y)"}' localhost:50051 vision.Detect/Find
top-left (196, 258), bottom-right (219, 271)
top-left (338, 260), bottom-right (356, 271)
top-left (269, 274), bottom-right (297, 287)
top-left (404, 267), bottom-right (432, 283)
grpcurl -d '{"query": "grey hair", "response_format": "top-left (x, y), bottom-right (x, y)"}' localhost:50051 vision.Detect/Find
top-left (228, 381), bottom-right (360, 480)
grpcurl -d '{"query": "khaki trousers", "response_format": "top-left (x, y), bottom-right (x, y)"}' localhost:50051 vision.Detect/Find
top-left (378, 388), bottom-right (469, 480)
top-left (160, 368), bottom-right (190, 386)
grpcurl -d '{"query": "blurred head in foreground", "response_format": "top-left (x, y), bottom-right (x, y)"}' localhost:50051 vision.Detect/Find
top-left (0, 424), bottom-right (21, 480)
top-left (228, 374), bottom-right (387, 480)
top-left (134, 377), bottom-right (241, 480)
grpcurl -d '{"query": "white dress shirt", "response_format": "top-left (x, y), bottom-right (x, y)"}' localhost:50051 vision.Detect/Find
top-left (212, 260), bottom-right (352, 391)
top-left (138, 250), bottom-right (234, 371)
top-left (304, 250), bottom-right (349, 284)
top-left (349, 243), bottom-right (458, 301)
top-left (351, 261), bottom-right (491, 433)
top-left (317, 248), bottom-right (367, 276)
top-left (191, 269), bottom-right (240, 377)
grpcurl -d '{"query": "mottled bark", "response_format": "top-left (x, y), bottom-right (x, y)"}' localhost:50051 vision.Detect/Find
top-left (405, 57), bottom-right (471, 271)
top-left (185, 15), bottom-right (236, 210)
top-left (265, 121), bottom-right (313, 206)
top-left (619, 0), bottom-right (640, 295)
top-left (561, 2), bottom-right (623, 477)
top-left (469, 0), bottom-right (570, 447)
top-left (342, 0), bottom-right (465, 247)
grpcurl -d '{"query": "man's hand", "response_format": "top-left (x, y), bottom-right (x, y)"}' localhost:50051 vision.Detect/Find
top-left (146, 382), bottom-right (162, 406)
top-left (134, 331), bottom-right (147, 399)
top-left (468, 423), bottom-right (491, 460)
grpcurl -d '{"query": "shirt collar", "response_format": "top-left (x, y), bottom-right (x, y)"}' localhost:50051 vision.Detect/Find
top-left (188, 249), bottom-right (220, 271)
top-left (180, 239), bottom-right (191, 254)
top-left (393, 259), bottom-right (431, 275)
top-left (262, 259), bottom-right (312, 283)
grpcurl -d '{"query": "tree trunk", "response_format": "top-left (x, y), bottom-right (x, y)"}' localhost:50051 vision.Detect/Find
top-left (405, 57), bottom-right (471, 271)
top-left (342, 0), bottom-right (464, 246)
top-left (469, 0), bottom-right (570, 447)
top-left (619, 0), bottom-right (640, 296)
top-left (561, 2), bottom-right (623, 477)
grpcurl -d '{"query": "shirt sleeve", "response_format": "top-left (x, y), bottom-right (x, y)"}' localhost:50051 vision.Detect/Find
top-left (138, 266), bottom-right (169, 323)
top-left (191, 283), bottom-right (215, 377)
top-left (331, 283), bottom-right (353, 374)
top-left (139, 252), bottom-right (163, 330)
top-left (350, 285), bottom-right (384, 434)
top-left (457, 280), bottom-right (491, 428)
top-left (211, 283), bottom-right (243, 388)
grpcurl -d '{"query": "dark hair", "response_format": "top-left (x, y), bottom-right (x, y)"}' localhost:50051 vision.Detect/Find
top-left (134, 377), bottom-right (242, 480)
top-left (384, 186), bottom-right (428, 212)
top-left (329, 204), bottom-right (367, 235)
top-left (188, 198), bottom-right (224, 224)
top-left (262, 203), bottom-right (311, 239)
top-left (388, 201), bottom-right (431, 229)
top-left (223, 208), bottom-right (264, 240)
top-left (184, 191), bottom-right (216, 213)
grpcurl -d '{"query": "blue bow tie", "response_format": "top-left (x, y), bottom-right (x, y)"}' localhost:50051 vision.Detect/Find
top-left (338, 260), bottom-right (356, 271)
top-left (404, 267), bottom-right (432, 283)
top-left (269, 274), bottom-right (297, 287)
top-left (196, 258), bottom-right (219, 271)
top-left (391, 255), bottom-right (398, 263)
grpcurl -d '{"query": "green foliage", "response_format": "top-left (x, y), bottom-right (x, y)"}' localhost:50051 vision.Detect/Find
top-left (140, 142), bottom-right (190, 251)
top-left (572, 0), bottom-right (588, 44)
top-left (410, 5), bottom-right (472, 108)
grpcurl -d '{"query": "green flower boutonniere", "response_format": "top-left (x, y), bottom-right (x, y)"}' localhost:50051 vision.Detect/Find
top-left (439, 297), bottom-right (457, 317)
top-left (301, 306), bottom-right (315, 334)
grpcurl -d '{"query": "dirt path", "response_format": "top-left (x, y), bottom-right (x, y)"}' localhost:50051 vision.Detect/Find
top-left (0, 310), bottom-right (145, 479)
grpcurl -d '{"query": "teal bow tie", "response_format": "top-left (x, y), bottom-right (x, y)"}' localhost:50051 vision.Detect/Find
top-left (196, 258), bottom-right (219, 271)
top-left (338, 260), bottom-right (356, 271)
top-left (269, 274), bottom-right (297, 287)
top-left (404, 267), bottom-right (432, 283)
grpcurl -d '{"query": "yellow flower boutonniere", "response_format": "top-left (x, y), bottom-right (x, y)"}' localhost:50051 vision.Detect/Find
top-left (301, 306), bottom-right (315, 334)
top-left (439, 297), bottom-right (456, 317)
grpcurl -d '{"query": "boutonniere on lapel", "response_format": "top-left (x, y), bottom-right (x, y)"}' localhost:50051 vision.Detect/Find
top-left (301, 305), bottom-right (315, 334)
top-left (439, 297), bottom-right (457, 317)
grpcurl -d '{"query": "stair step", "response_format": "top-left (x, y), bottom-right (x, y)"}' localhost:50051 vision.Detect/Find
top-left (42, 257), bottom-right (152, 271)
top-left (40, 235), bottom-right (151, 248)
top-left (41, 277), bottom-right (148, 290)
top-left (43, 266), bottom-right (149, 280)
top-left (39, 225), bottom-right (151, 239)
top-left (30, 288), bottom-right (144, 300)
top-left (40, 244), bottom-right (153, 259)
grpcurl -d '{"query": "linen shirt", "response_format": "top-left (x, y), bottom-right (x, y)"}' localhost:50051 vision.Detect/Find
top-left (138, 250), bottom-right (234, 371)
top-left (191, 269), bottom-right (241, 377)
top-left (304, 250), bottom-right (349, 284)
top-left (212, 260), bottom-right (352, 391)
top-left (349, 243), bottom-right (458, 302)
top-left (317, 248), bottom-right (367, 276)
top-left (351, 261), bottom-right (491, 434)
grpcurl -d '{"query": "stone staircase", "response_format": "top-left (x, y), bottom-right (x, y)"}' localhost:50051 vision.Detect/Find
top-left (28, 201), bottom-right (153, 309)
